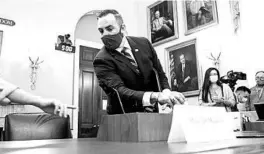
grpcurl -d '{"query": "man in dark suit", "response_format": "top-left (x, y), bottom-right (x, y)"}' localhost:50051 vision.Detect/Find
top-left (176, 54), bottom-right (192, 92)
top-left (93, 9), bottom-right (185, 114)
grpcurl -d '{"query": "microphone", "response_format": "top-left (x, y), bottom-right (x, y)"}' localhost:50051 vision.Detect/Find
top-left (102, 79), bottom-right (126, 114)
top-left (112, 88), bottom-right (126, 114)
top-left (153, 68), bottom-right (172, 112)
top-left (152, 68), bottom-right (161, 92)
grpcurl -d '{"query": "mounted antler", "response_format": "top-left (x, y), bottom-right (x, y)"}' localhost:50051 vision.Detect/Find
top-left (208, 52), bottom-right (221, 69)
top-left (29, 56), bottom-right (44, 90)
top-left (29, 57), bottom-right (34, 64)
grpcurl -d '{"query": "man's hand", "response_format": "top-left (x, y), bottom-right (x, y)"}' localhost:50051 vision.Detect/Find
top-left (37, 99), bottom-right (71, 118)
top-left (157, 92), bottom-right (173, 107)
top-left (169, 91), bottom-right (186, 105)
top-left (0, 98), bottom-right (11, 106)
top-left (151, 92), bottom-right (173, 107)
top-left (162, 89), bottom-right (185, 105)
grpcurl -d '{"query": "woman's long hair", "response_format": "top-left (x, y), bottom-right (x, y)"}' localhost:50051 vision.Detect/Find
top-left (201, 67), bottom-right (222, 102)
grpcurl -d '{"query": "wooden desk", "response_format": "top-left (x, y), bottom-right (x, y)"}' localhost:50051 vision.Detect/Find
top-left (1, 136), bottom-right (264, 154)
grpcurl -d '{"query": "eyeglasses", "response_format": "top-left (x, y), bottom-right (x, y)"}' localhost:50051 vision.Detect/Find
top-left (256, 77), bottom-right (264, 80)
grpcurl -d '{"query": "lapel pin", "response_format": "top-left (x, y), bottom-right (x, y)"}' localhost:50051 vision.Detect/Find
top-left (135, 49), bottom-right (139, 52)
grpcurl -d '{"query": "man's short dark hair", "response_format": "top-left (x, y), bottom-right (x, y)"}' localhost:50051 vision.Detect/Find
top-left (97, 9), bottom-right (123, 25)
top-left (235, 86), bottom-right (251, 94)
top-left (255, 71), bottom-right (264, 76)
top-left (179, 53), bottom-right (185, 58)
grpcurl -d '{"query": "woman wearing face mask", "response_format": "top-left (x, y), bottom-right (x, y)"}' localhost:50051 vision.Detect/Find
top-left (198, 67), bottom-right (235, 112)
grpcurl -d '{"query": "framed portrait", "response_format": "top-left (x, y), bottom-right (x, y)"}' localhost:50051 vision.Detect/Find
top-left (166, 39), bottom-right (200, 97)
top-left (183, 0), bottom-right (218, 35)
top-left (147, 0), bottom-right (179, 46)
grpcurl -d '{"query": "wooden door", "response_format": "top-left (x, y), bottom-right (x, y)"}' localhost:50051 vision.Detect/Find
top-left (78, 46), bottom-right (105, 138)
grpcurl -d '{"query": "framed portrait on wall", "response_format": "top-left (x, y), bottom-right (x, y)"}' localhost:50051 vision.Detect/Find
top-left (147, 0), bottom-right (179, 46)
top-left (183, 0), bottom-right (218, 35)
top-left (0, 31), bottom-right (3, 55)
top-left (165, 39), bottom-right (200, 97)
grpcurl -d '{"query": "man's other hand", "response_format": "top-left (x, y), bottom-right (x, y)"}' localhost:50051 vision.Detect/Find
top-left (170, 91), bottom-right (186, 105)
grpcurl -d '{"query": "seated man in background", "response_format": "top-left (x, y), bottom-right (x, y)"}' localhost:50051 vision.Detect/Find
top-left (0, 78), bottom-right (70, 117)
top-left (250, 71), bottom-right (264, 111)
top-left (235, 86), bottom-right (252, 111)
top-left (151, 10), bottom-right (173, 42)
top-left (176, 54), bottom-right (193, 92)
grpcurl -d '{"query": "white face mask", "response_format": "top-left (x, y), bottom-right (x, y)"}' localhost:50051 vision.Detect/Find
top-left (241, 97), bottom-right (248, 102)
top-left (210, 75), bottom-right (218, 83)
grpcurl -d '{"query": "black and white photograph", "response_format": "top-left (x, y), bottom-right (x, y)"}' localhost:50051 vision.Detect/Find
top-left (147, 0), bottom-right (178, 46)
top-left (1, 0), bottom-right (264, 152)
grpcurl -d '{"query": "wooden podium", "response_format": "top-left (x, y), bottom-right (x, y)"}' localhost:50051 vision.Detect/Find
top-left (97, 113), bottom-right (172, 142)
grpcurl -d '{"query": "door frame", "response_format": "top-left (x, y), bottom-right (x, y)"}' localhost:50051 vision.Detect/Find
top-left (72, 39), bottom-right (103, 138)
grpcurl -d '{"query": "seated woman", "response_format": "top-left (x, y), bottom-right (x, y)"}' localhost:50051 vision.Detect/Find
top-left (0, 78), bottom-right (72, 117)
top-left (198, 67), bottom-right (235, 112)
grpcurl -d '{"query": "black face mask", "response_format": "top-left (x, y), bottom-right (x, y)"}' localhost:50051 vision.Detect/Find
top-left (101, 28), bottom-right (123, 50)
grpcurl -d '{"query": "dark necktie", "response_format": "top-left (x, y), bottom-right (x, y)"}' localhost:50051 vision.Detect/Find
top-left (121, 47), bottom-right (140, 73)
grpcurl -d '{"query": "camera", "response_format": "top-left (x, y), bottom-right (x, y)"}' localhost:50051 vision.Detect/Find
top-left (220, 70), bottom-right (247, 91)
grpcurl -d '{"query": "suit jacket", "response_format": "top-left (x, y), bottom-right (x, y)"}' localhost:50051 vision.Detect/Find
top-left (93, 36), bottom-right (170, 114)
top-left (176, 61), bottom-right (192, 92)
top-left (177, 61), bottom-right (192, 84)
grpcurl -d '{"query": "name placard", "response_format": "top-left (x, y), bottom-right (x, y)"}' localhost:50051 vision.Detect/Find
top-left (168, 105), bottom-right (235, 143)
top-left (55, 43), bottom-right (75, 53)
top-left (0, 18), bottom-right (15, 26)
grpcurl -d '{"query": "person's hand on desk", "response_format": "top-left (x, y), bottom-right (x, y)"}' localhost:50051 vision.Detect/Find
top-left (151, 92), bottom-right (173, 107)
top-left (0, 97), bottom-right (11, 105)
top-left (36, 99), bottom-right (76, 118)
top-left (169, 91), bottom-right (186, 105)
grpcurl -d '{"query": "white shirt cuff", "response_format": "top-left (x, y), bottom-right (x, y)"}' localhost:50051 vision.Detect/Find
top-left (142, 92), bottom-right (153, 106)
top-left (162, 89), bottom-right (171, 94)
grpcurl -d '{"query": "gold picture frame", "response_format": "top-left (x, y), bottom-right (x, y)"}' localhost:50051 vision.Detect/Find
top-left (165, 39), bottom-right (201, 97)
top-left (183, 0), bottom-right (218, 35)
top-left (147, 0), bottom-right (179, 46)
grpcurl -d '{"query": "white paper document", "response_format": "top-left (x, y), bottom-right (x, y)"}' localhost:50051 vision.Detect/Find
top-left (167, 105), bottom-right (236, 143)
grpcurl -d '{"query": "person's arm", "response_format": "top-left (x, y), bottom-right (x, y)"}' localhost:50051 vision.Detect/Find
top-left (94, 58), bottom-right (145, 104)
top-left (152, 20), bottom-right (158, 32)
top-left (145, 38), bottom-right (170, 90)
top-left (144, 38), bottom-right (185, 104)
top-left (0, 78), bottom-right (70, 117)
top-left (222, 84), bottom-right (236, 107)
top-left (8, 89), bottom-right (69, 117)
top-left (93, 56), bottom-right (174, 107)
top-left (198, 90), bottom-right (217, 106)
